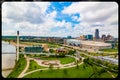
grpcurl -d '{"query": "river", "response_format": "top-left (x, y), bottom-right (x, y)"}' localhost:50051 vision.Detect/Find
top-left (2, 41), bottom-right (16, 78)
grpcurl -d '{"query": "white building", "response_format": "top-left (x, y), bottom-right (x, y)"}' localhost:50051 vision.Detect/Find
top-left (66, 39), bottom-right (111, 51)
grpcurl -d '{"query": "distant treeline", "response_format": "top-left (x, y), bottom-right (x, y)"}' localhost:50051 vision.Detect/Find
top-left (2, 36), bottom-right (17, 39)
top-left (2, 36), bottom-right (67, 39)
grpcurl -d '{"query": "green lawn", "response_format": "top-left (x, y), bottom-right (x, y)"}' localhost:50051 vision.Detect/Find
top-left (90, 65), bottom-right (113, 78)
top-left (23, 63), bottom-right (93, 78)
top-left (46, 43), bottom-right (62, 48)
top-left (20, 42), bottom-right (43, 46)
top-left (20, 41), bottom-right (62, 48)
top-left (23, 63), bottom-right (112, 78)
top-left (26, 60), bottom-right (46, 73)
top-left (7, 54), bottom-right (27, 78)
top-left (48, 44), bottom-right (61, 48)
top-left (39, 56), bottom-right (75, 64)
top-left (27, 55), bottom-right (76, 64)
top-left (91, 72), bottom-right (113, 78)
top-left (99, 48), bottom-right (118, 52)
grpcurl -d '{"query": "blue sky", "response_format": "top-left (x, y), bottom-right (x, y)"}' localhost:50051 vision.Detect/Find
top-left (2, 2), bottom-right (118, 38)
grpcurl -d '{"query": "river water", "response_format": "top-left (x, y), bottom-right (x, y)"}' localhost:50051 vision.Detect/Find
top-left (2, 41), bottom-right (16, 78)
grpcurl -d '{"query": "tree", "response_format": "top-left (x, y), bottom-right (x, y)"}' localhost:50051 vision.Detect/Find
top-left (99, 68), bottom-right (106, 74)
top-left (83, 58), bottom-right (89, 67)
top-left (83, 58), bottom-right (88, 63)
top-left (63, 69), bottom-right (68, 75)
top-left (104, 61), bottom-right (109, 67)
top-left (83, 64), bottom-right (85, 69)
top-left (75, 60), bottom-right (79, 68)
top-left (68, 50), bottom-right (76, 55)
top-left (34, 66), bottom-right (37, 68)
top-left (112, 65), bottom-right (118, 70)
top-left (96, 59), bottom-right (102, 64)
top-left (79, 58), bottom-right (82, 62)
top-left (107, 63), bottom-right (113, 70)
top-left (49, 49), bottom-right (54, 53)
top-left (92, 66), bottom-right (99, 77)
top-left (57, 53), bottom-right (65, 57)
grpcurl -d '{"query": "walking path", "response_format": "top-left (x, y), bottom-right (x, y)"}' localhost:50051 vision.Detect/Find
top-left (107, 71), bottom-right (115, 78)
top-left (77, 51), bottom-right (117, 78)
top-left (18, 55), bottom-right (30, 78)
top-left (17, 54), bottom-right (84, 78)
top-left (17, 44), bottom-right (117, 78)
top-left (22, 62), bottom-right (84, 77)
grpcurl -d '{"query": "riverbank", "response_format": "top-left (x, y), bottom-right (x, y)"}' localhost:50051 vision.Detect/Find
top-left (2, 41), bottom-right (16, 78)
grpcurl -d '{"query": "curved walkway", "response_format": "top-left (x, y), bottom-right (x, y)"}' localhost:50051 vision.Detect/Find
top-left (18, 55), bottom-right (30, 78)
top-left (23, 62), bottom-right (84, 77)
top-left (18, 54), bottom-right (84, 78)
top-left (107, 71), bottom-right (115, 78)
top-left (17, 44), bottom-right (117, 78)
top-left (29, 58), bottom-right (62, 67)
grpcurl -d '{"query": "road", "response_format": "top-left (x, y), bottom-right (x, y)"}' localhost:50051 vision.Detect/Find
top-left (65, 45), bottom-right (118, 65)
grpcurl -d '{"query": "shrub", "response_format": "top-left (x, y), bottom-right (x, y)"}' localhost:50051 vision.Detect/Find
top-left (104, 61), bottom-right (109, 67)
top-left (49, 49), bottom-right (54, 53)
top-left (49, 64), bottom-right (53, 69)
top-left (57, 53), bottom-right (65, 57)
top-left (96, 59), bottom-right (102, 64)
top-left (98, 68), bottom-right (106, 75)
top-left (112, 65), bottom-right (118, 70)
top-left (63, 69), bottom-right (68, 75)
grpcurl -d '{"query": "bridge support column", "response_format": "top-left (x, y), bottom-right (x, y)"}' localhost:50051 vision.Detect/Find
top-left (16, 31), bottom-right (19, 61)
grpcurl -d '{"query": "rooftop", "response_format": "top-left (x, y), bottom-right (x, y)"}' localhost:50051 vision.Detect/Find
top-left (66, 39), bottom-right (111, 47)
top-left (81, 40), bottom-right (111, 47)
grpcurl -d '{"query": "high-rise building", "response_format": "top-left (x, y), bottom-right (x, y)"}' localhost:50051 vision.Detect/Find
top-left (106, 34), bottom-right (113, 40)
top-left (101, 34), bottom-right (106, 41)
top-left (67, 36), bottom-right (72, 39)
top-left (95, 29), bottom-right (99, 39)
top-left (85, 34), bottom-right (93, 40)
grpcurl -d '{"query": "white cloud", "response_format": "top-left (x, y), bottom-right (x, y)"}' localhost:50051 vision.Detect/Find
top-left (62, 2), bottom-right (118, 23)
top-left (2, 2), bottom-right (51, 24)
top-left (2, 2), bottom-right (118, 38)
top-left (62, 2), bottom-right (100, 15)
top-left (33, 2), bottom-right (50, 14)
top-left (46, 10), bottom-right (57, 19)
top-left (2, 2), bottom-right (29, 23)
top-left (62, 2), bottom-right (118, 38)
top-left (2, 2), bottom-right (53, 36)
top-left (2, 30), bottom-right (16, 36)
top-left (72, 15), bottom-right (79, 21)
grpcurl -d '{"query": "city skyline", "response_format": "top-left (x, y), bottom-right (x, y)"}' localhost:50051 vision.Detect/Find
top-left (2, 2), bottom-right (118, 38)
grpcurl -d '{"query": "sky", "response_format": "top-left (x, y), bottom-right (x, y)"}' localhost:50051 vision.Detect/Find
top-left (2, 2), bottom-right (118, 38)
